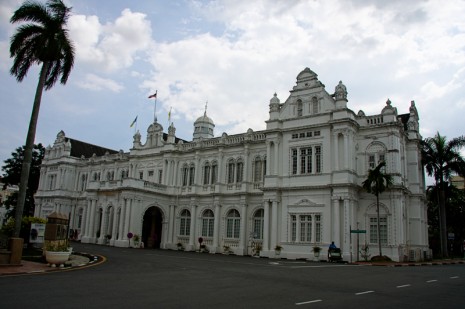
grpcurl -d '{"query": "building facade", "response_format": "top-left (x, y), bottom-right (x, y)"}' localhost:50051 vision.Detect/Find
top-left (34, 68), bottom-right (428, 261)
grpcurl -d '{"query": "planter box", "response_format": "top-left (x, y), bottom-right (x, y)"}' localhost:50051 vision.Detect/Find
top-left (45, 251), bottom-right (71, 265)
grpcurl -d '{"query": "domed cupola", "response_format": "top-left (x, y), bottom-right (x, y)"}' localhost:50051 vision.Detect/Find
top-left (193, 107), bottom-right (215, 141)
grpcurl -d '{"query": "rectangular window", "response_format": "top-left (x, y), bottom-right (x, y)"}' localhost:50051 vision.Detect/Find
top-left (292, 133), bottom-right (298, 139)
top-left (203, 165), bottom-right (210, 185)
top-left (315, 146), bottom-right (322, 173)
top-left (202, 218), bottom-right (214, 237)
top-left (139, 171), bottom-right (143, 180)
top-left (370, 217), bottom-right (387, 245)
top-left (228, 163), bottom-right (235, 183)
top-left (369, 155), bottom-right (375, 169)
top-left (148, 170), bottom-right (154, 177)
top-left (291, 149), bottom-right (298, 175)
top-left (180, 217), bottom-right (191, 236)
top-left (253, 218), bottom-right (264, 240)
top-left (158, 170), bottom-right (163, 184)
top-left (226, 218), bottom-right (240, 239)
top-left (211, 165), bottom-right (217, 184)
top-left (236, 162), bottom-right (243, 183)
top-left (315, 214), bottom-right (321, 242)
top-left (299, 133), bottom-right (305, 138)
top-left (182, 168), bottom-right (188, 186)
top-left (254, 160), bottom-right (263, 182)
top-left (300, 148), bottom-right (312, 174)
top-left (300, 215), bottom-right (312, 242)
top-left (314, 131), bottom-right (320, 136)
top-left (189, 167), bottom-right (195, 186)
top-left (306, 132), bottom-right (313, 137)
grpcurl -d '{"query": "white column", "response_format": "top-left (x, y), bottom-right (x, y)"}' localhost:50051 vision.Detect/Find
top-left (123, 199), bottom-right (132, 241)
top-left (188, 204), bottom-right (197, 247)
top-left (344, 132), bottom-right (349, 169)
top-left (334, 133), bottom-right (339, 171)
top-left (117, 205), bottom-right (124, 241)
top-left (168, 204), bottom-right (175, 245)
top-left (333, 199), bottom-right (341, 246)
top-left (273, 141), bottom-right (279, 175)
top-left (89, 200), bottom-right (97, 239)
top-left (239, 204), bottom-right (247, 252)
top-left (213, 204), bottom-right (221, 249)
top-left (266, 142), bottom-right (271, 175)
top-left (271, 200), bottom-right (278, 249)
top-left (263, 200), bottom-right (270, 251)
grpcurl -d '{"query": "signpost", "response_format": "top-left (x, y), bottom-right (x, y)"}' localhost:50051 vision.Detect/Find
top-left (351, 229), bottom-right (366, 262)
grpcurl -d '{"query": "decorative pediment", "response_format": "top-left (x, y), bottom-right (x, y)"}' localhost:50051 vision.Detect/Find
top-left (291, 199), bottom-right (324, 208)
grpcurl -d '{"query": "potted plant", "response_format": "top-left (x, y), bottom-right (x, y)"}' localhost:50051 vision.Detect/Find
top-left (312, 246), bottom-right (321, 261)
top-left (133, 234), bottom-right (140, 248)
top-left (176, 242), bottom-right (184, 251)
top-left (223, 245), bottom-right (231, 254)
top-left (44, 240), bottom-right (71, 266)
top-left (253, 243), bottom-right (262, 256)
top-left (274, 245), bottom-right (282, 256)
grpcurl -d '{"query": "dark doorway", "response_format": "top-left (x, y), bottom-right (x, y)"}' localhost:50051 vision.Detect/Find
top-left (142, 206), bottom-right (163, 249)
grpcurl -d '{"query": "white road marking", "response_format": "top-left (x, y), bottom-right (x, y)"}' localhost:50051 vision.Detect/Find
top-left (396, 284), bottom-right (411, 288)
top-left (296, 299), bottom-right (322, 305)
top-left (426, 280), bottom-right (437, 283)
top-left (355, 290), bottom-right (374, 295)
top-left (450, 276), bottom-right (459, 279)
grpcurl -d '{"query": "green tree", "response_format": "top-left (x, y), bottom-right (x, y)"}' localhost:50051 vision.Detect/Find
top-left (9, 0), bottom-right (75, 238)
top-left (427, 182), bottom-right (465, 257)
top-left (422, 132), bottom-right (465, 258)
top-left (2, 144), bottom-right (45, 219)
top-left (362, 161), bottom-right (393, 257)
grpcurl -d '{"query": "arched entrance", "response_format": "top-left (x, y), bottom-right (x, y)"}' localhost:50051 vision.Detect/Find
top-left (142, 206), bottom-right (163, 249)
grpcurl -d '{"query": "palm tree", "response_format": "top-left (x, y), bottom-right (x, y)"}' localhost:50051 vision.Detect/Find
top-left (421, 132), bottom-right (465, 258)
top-left (9, 0), bottom-right (75, 237)
top-left (362, 161), bottom-right (393, 257)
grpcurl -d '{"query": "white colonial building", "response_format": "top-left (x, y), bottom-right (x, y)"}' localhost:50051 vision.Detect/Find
top-left (34, 68), bottom-right (428, 262)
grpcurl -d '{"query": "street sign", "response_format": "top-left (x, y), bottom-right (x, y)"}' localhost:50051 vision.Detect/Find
top-left (350, 229), bottom-right (367, 234)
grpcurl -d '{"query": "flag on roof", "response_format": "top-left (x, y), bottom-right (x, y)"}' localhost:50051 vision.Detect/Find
top-left (130, 116), bottom-right (138, 128)
top-left (148, 91), bottom-right (157, 99)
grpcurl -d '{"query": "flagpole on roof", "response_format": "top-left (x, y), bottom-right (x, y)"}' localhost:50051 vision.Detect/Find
top-left (148, 90), bottom-right (158, 123)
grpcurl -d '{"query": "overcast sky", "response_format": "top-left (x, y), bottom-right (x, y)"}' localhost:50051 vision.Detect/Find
top-left (1, 0), bottom-right (464, 166)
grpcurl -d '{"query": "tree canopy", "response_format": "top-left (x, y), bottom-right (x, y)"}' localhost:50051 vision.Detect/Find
top-left (1, 144), bottom-right (45, 219)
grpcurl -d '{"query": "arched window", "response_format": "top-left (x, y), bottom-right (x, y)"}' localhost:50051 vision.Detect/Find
top-left (211, 161), bottom-right (218, 184)
top-left (226, 209), bottom-right (241, 239)
top-left (312, 97), bottom-right (319, 114)
top-left (252, 209), bottom-right (264, 239)
top-left (366, 142), bottom-right (387, 170)
top-left (179, 209), bottom-right (191, 236)
top-left (201, 209), bottom-right (214, 237)
top-left (253, 157), bottom-right (263, 182)
top-left (203, 162), bottom-right (211, 185)
top-left (182, 164), bottom-right (189, 186)
top-left (189, 164), bottom-right (195, 186)
top-left (297, 99), bottom-right (303, 116)
top-left (227, 159), bottom-right (235, 183)
top-left (236, 159), bottom-right (244, 183)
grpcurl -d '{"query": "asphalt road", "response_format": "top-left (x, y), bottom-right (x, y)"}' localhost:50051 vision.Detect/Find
top-left (1, 242), bottom-right (464, 308)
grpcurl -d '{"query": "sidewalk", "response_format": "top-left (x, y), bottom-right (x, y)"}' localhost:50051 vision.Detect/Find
top-left (0, 252), bottom-right (99, 276)
top-left (352, 259), bottom-right (465, 267)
